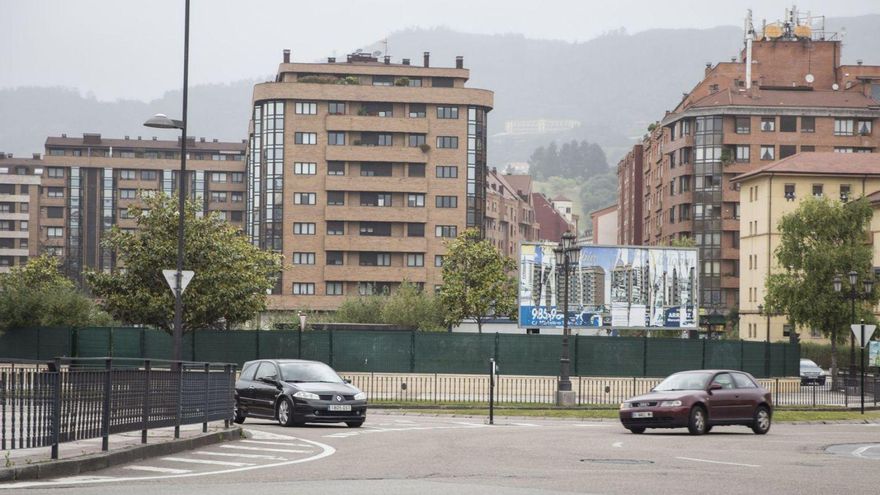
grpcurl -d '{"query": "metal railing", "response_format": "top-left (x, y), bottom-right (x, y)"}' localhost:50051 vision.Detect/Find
top-left (0, 358), bottom-right (236, 459)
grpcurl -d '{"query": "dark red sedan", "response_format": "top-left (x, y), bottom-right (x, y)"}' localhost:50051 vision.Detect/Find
top-left (619, 370), bottom-right (772, 435)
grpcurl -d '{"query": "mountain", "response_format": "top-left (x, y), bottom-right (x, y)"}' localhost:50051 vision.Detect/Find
top-left (2, 15), bottom-right (878, 164)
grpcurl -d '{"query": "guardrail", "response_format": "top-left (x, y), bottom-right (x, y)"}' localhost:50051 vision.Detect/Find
top-left (0, 358), bottom-right (236, 459)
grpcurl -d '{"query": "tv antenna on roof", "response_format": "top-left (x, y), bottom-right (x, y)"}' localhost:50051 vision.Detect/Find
top-left (382, 37), bottom-right (389, 57)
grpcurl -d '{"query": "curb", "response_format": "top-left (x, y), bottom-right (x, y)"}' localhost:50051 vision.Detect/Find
top-left (0, 427), bottom-right (242, 482)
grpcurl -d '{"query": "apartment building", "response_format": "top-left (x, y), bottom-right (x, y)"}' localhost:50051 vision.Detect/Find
top-left (246, 50), bottom-right (493, 310)
top-left (731, 153), bottom-right (880, 342)
top-left (589, 204), bottom-right (618, 245)
top-left (0, 155), bottom-right (43, 272)
top-left (616, 9), bottom-right (880, 317)
top-left (39, 133), bottom-right (247, 281)
top-left (485, 169), bottom-right (540, 258)
top-left (616, 144), bottom-right (643, 245)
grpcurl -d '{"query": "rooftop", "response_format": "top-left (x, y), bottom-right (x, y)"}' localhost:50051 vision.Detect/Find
top-left (688, 88), bottom-right (879, 110)
top-left (45, 134), bottom-right (246, 152)
top-left (731, 152), bottom-right (880, 183)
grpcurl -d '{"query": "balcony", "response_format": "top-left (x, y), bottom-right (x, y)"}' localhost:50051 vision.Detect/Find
top-left (326, 115), bottom-right (428, 134)
top-left (0, 212), bottom-right (28, 221)
top-left (324, 205), bottom-right (427, 223)
top-left (325, 175), bottom-right (427, 193)
top-left (323, 235), bottom-right (427, 252)
top-left (0, 194), bottom-right (30, 203)
top-left (323, 265), bottom-right (427, 282)
top-left (0, 248), bottom-right (29, 257)
top-left (325, 145), bottom-right (429, 163)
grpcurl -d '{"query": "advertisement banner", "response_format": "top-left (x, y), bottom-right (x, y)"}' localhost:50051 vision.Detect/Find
top-left (869, 341), bottom-right (880, 367)
top-left (518, 243), bottom-right (699, 329)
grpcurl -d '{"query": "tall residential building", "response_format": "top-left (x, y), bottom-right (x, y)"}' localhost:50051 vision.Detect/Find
top-left (616, 8), bottom-right (880, 316)
top-left (247, 50), bottom-right (493, 310)
top-left (0, 155), bottom-right (43, 272)
top-left (589, 204), bottom-right (618, 245)
top-left (39, 134), bottom-right (247, 282)
top-left (616, 144), bottom-right (643, 245)
top-left (485, 169), bottom-right (539, 258)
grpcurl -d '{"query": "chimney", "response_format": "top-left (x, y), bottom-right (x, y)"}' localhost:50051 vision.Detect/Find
top-left (61, 133), bottom-right (67, 138)
top-left (213, 138), bottom-right (218, 143)
top-left (283, 49), bottom-right (290, 63)
top-left (456, 56), bottom-right (463, 69)
top-left (384, 55), bottom-right (390, 65)
top-left (328, 57), bottom-right (336, 63)
top-left (423, 51), bottom-right (430, 67)
top-left (200, 137), bottom-right (205, 143)
top-left (705, 62), bottom-right (712, 76)
top-left (152, 136), bottom-right (157, 141)
top-left (0, 153), bottom-right (4, 160)
top-left (857, 59), bottom-right (864, 65)
top-left (32, 153), bottom-right (41, 160)
top-left (346, 54), bottom-right (352, 63)
top-left (402, 58), bottom-right (410, 65)
top-left (137, 136), bottom-right (142, 140)
top-left (124, 135), bottom-right (130, 140)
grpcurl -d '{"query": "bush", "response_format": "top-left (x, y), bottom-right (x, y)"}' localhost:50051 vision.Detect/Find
top-left (330, 282), bottom-right (445, 331)
top-left (800, 342), bottom-right (859, 370)
top-left (298, 75), bottom-right (339, 84)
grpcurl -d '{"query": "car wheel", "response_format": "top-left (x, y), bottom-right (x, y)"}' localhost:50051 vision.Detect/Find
top-left (277, 397), bottom-right (295, 427)
top-left (687, 406), bottom-right (708, 435)
top-left (627, 427), bottom-right (645, 434)
top-left (233, 399), bottom-right (246, 424)
top-left (752, 405), bottom-right (771, 435)
top-left (346, 420), bottom-right (364, 428)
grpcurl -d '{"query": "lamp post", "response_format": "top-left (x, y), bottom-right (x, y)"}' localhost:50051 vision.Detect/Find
top-left (144, 0), bottom-right (190, 366)
top-left (757, 304), bottom-right (773, 378)
top-left (553, 231), bottom-right (579, 406)
top-left (833, 272), bottom-right (874, 387)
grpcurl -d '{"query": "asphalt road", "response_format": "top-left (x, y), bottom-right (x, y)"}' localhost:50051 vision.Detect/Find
top-left (5, 413), bottom-right (880, 495)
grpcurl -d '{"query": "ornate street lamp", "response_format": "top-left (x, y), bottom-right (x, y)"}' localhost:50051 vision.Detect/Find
top-left (833, 270), bottom-right (874, 394)
top-left (554, 231), bottom-right (579, 406)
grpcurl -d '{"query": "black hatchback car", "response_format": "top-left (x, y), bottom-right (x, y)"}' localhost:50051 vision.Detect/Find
top-left (234, 359), bottom-right (367, 427)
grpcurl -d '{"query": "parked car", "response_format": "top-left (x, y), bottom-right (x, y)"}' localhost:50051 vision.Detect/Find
top-left (799, 359), bottom-right (826, 386)
top-left (619, 369), bottom-right (772, 435)
top-left (234, 359), bottom-right (367, 427)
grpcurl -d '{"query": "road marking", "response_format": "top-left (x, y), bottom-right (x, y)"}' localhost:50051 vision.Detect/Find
top-left (124, 466), bottom-right (192, 474)
top-left (219, 444), bottom-right (312, 453)
top-left (241, 439), bottom-right (313, 447)
top-left (54, 475), bottom-right (119, 482)
top-left (161, 457), bottom-right (255, 467)
top-left (612, 442), bottom-right (623, 448)
top-left (851, 445), bottom-right (880, 458)
top-left (324, 432), bottom-right (359, 438)
top-left (510, 422), bottom-right (540, 427)
top-left (676, 456), bottom-right (760, 468)
top-left (193, 451), bottom-right (287, 460)
top-left (572, 423), bottom-right (609, 427)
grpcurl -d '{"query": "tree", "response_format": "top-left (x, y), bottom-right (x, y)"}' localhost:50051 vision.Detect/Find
top-left (86, 193), bottom-right (283, 333)
top-left (330, 281), bottom-right (445, 331)
top-left (438, 229), bottom-right (517, 333)
top-left (764, 197), bottom-right (878, 386)
top-left (0, 255), bottom-right (112, 331)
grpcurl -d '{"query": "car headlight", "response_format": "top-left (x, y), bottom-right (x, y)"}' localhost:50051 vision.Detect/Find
top-left (354, 392), bottom-right (367, 401)
top-left (659, 400), bottom-right (682, 407)
top-left (293, 391), bottom-right (320, 400)
top-left (619, 402), bottom-right (631, 410)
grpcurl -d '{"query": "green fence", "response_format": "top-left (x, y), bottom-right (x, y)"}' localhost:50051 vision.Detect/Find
top-left (0, 327), bottom-right (800, 378)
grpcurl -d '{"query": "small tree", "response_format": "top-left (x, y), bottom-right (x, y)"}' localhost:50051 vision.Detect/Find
top-left (86, 193), bottom-right (283, 333)
top-left (380, 282), bottom-right (444, 331)
top-left (438, 229), bottom-right (517, 333)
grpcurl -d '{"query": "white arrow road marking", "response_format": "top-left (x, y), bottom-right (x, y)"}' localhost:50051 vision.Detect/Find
top-left (219, 444), bottom-right (312, 453)
top-left (852, 445), bottom-right (880, 458)
top-left (676, 456), bottom-right (760, 468)
top-left (161, 457), bottom-right (255, 467)
top-left (124, 466), bottom-right (192, 474)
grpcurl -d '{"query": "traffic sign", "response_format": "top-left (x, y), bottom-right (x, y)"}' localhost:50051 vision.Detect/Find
top-left (850, 324), bottom-right (877, 348)
top-left (163, 269), bottom-right (195, 295)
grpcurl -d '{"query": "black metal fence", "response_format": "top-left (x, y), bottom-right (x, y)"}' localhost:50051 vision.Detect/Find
top-left (0, 358), bottom-right (235, 459)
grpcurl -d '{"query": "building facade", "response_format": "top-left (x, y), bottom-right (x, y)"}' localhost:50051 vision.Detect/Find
top-left (246, 50), bottom-right (493, 310)
top-left (485, 169), bottom-right (540, 258)
top-left (589, 204), bottom-right (618, 245)
top-left (0, 155), bottom-right (43, 272)
top-left (616, 144), bottom-right (643, 245)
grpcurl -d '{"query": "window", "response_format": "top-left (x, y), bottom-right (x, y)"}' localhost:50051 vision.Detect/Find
top-left (19, 203), bottom-right (28, 214)
top-left (328, 102), bottom-right (346, 115)
top-left (292, 283), bottom-right (315, 295)
top-left (734, 203), bottom-right (741, 220)
top-left (436, 166), bottom-right (458, 178)
top-left (359, 252), bottom-right (391, 266)
top-left (360, 192), bottom-right (391, 207)
top-left (47, 187), bottom-right (64, 198)
top-left (327, 191), bottom-right (345, 205)
top-left (408, 104), bottom-right (426, 118)
top-left (211, 172), bottom-right (227, 183)
top-left (858, 120), bottom-right (873, 135)
top-left (292, 252), bottom-right (316, 265)
top-left (0, 203), bottom-right (11, 213)
top-left (760, 117), bottom-right (775, 132)
top-left (231, 192), bottom-right (243, 202)
top-left (141, 170), bottom-right (158, 181)
top-left (779, 145), bottom-right (797, 159)
top-left (437, 106), bottom-right (459, 119)
top-left (294, 162), bottom-right (317, 174)
top-left (784, 184), bottom-right (796, 201)
top-left (760, 145), bottom-right (775, 161)
top-left (294, 192), bottom-right (316, 205)
top-left (801, 116), bottom-right (815, 133)
top-left (408, 134), bottom-right (426, 147)
top-left (834, 147), bottom-right (854, 153)
top-left (328, 162), bottom-right (345, 176)
top-left (359, 222), bottom-right (391, 236)
top-left (47, 227), bottom-right (64, 238)
top-left (210, 191), bottom-right (227, 202)
top-left (405, 78), bottom-right (422, 87)
top-left (407, 253), bottom-right (424, 267)
top-left (436, 136), bottom-right (458, 148)
top-left (408, 164), bottom-right (425, 177)
top-left (735, 145), bottom-right (750, 162)
top-left (120, 189), bottom-right (137, 199)
top-left (0, 221), bottom-right (12, 231)
top-left (432, 77), bottom-right (454, 88)
top-left (812, 184), bottom-right (823, 197)
top-left (294, 132), bottom-right (317, 144)
top-left (801, 145), bottom-right (816, 152)
top-left (326, 251), bottom-right (344, 265)
top-left (295, 102), bottom-right (317, 115)
top-left (407, 223), bottom-right (424, 237)
top-left (293, 222), bottom-right (316, 235)
top-left (834, 119), bottom-right (855, 136)
top-left (780, 116), bottom-right (797, 132)
top-left (732, 373), bottom-right (757, 389)
top-left (360, 162), bottom-right (392, 176)
top-left (734, 117), bottom-right (750, 134)
top-left (327, 221), bottom-right (344, 235)
top-left (435, 195), bottom-right (458, 208)
top-left (840, 184), bottom-right (852, 202)
top-left (47, 167), bottom-right (65, 178)
top-left (326, 282), bottom-right (344, 296)
top-left (436, 225), bottom-right (457, 238)
top-left (377, 133), bottom-right (393, 146)
top-left (407, 193), bottom-right (425, 207)
top-left (120, 169), bottom-right (136, 180)
top-left (230, 211), bottom-right (243, 222)
top-left (48, 149), bottom-right (64, 157)
top-left (328, 132), bottom-right (346, 146)
top-left (434, 255), bottom-right (444, 267)
top-left (372, 75), bottom-right (393, 86)
top-left (362, 102), bottom-right (393, 117)
top-left (230, 172), bottom-right (244, 183)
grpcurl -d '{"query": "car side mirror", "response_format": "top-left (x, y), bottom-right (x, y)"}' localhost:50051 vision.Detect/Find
top-left (709, 383), bottom-right (723, 391)
top-left (259, 375), bottom-right (278, 384)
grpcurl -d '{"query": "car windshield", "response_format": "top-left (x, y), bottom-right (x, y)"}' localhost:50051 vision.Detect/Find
top-left (653, 372), bottom-right (711, 391)
top-left (279, 362), bottom-right (344, 383)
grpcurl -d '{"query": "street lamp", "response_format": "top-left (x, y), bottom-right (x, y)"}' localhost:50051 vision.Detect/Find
top-left (833, 271), bottom-right (873, 386)
top-left (757, 303), bottom-right (774, 377)
top-left (144, 0), bottom-right (191, 368)
top-left (553, 231), bottom-right (580, 406)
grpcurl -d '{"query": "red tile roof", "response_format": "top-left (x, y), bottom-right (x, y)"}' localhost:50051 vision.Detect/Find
top-left (688, 88), bottom-right (879, 110)
top-left (731, 152), bottom-right (880, 183)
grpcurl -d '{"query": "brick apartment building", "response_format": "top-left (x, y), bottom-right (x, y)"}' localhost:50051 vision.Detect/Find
top-left (246, 50), bottom-right (493, 310)
top-left (0, 155), bottom-right (43, 272)
top-left (485, 169), bottom-right (540, 258)
top-left (616, 11), bottom-right (880, 317)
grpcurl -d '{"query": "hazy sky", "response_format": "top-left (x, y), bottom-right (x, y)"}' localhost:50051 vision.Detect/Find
top-left (3, 0), bottom-right (878, 101)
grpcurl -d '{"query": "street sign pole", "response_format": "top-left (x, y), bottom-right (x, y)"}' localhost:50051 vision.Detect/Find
top-left (851, 321), bottom-right (877, 415)
top-left (861, 321), bottom-right (865, 414)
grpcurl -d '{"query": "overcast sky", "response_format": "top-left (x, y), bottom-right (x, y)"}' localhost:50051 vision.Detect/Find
top-left (2, 0), bottom-right (878, 101)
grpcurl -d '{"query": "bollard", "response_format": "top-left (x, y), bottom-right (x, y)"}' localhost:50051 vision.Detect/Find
top-left (203, 363), bottom-right (210, 432)
top-left (142, 360), bottom-right (151, 443)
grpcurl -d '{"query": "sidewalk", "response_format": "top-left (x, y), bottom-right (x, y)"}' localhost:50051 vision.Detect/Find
top-left (0, 421), bottom-right (241, 482)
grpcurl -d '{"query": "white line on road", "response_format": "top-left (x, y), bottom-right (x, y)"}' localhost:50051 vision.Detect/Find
top-left (161, 457), bottom-right (255, 467)
top-left (241, 439), bottom-right (313, 447)
top-left (510, 423), bottom-right (540, 427)
top-left (219, 444), bottom-right (312, 453)
top-left (612, 442), bottom-right (623, 448)
top-left (124, 466), bottom-right (192, 474)
top-left (571, 423), bottom-right (609, 427)
top-left (193, 451), bottom-right (288, 460)
top-left (54, 475), bottom-right (119, 482)
top-left (676, 456), bottom-right (760, 468)
top-left (852, 445), bottom-right (880, 458)
top-left (324, 432), bottom-right (359, 438)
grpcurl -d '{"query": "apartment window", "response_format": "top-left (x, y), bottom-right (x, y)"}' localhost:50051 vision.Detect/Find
top-left (292, 252), bottom-right (316, 265)
top-left (210, 191), bottom-right (227, 202)
top-left (47, 187), bottom-right (64, 198)
top-left (47, 227), bottom-right (64, 238)
top-left (327, 191), bottom-right (345, 205)
top-left (407, 223), bottom-right (424, 237)
top-left (760, 117), bottom-right (776, 132)
top-left (408, 164), bottom-right (425, 177)
top-left (834, 119), bottom-right (855, 136)
top-left (437, 106), bottom-right (459, 119)
top-left (780, 116), bottom-right (797, 132)
top-left (405, 78), bottom-right (422, 87)
top-left (359, 222), bottom-right (391, 236)
top-left (295, 132), bottom-right (317, 144)
top-left (211, 172), bottom-right (227, 183)
top-left (293, 222), bottom-right (316, 235)
top-left (801, 145), bottom-right (816, 152)
top-left (436, 166), bottom-right (458, 178)
top-left (231, 192), bottom-right (243, 202)
top-left (372, 75), bottom-right (393, 86)
top-left (436, 225), bottom-right (457, 238)
top-left (48, 149), bottom-right (64, 157)
top-left (735, 116), bottom-right (751, 134)
top-left (215, 211), bottom-right (229, 221)
top-left (435, 195), bottom-right (458, 208)
top-left (812, 184), bottom-right (824, 197)
top-left (784, 184), bottom-right (796, 201)
top-left (407, 253), bottom-right (424, 267)
top-left (292, 283), bottom-right (315, 295)
top-left (0, 203), bottom-right (11, 213)
top-left (436, 136), bottom-right (458, 149)
top-left (734, 203), bottom-right (741, 219)
top-left (118, 150), bottom-right (135, 158)
top-left (120, 189), bottom-right (137, 199)
top-left (47, 167), bottom-right (65, 178)
top-left (735, 145), bottom-right (750, 162)
top-left (141, 170), bottom-right (158, 181)
top-left (294, 162), bottom-right (317, 174)
top-left (228, 172), bottom-right (243, 183)
top-left (668, 207), bottom-right (675, 224)
top-left (326, 251), bottom-right (344, 265)
top-left (760, 145), bottom-right (775, 161)
top-left (835, 147), bottom-right (854, 153)
top-left (858, 120), bottom-right (873, 135)
top-left (294, 192), bottom-right (316, 205)
top-left (359, 252), bottom-right (391, 266)
top-left (360, 162), bottom-right (392, 176)
top-left (377, 133), bottom-right (393, 146)
top-left (144, 151), bottom-right (159, 159)
top-left (408, 103), bottom-right (426, 118)
top-left (326, 282), bottom-right (344, 296)
top-left (327, 221), bottom-right (344, 235)
top-left (407, 193), bottom-right (425, 207)
top-left (434, 255), bottom-right (444, 267)
top-left (328, 102), bottom-right (346, 115)
top-left (679, 176), bottom-right (690, 192)
top-left (779, 145), bottom-right (797, 159)
top-left (0, 221), bottom-right (12, 232)
top-left (294, 102), bottom-right (317, 115)
top-left (360, 192), bottom-right (391, 207)
top-left (432, 77), bottom-right (454, 88)
top-left (328, 161), bottom-right (345, 176)
top-left (120, 169), bottom-right (136, 180)
top-left (801, 116), bottom-right (815, 133)
top-left (408, 134), bottom-right (426, 147)
top-left (328, 132), bottom-right (346, 146)
top-left (230, 211), bottom-right (243, 222)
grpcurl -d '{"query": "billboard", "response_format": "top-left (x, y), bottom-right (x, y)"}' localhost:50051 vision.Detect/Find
top-left (870, 341), bottom-right (880, 367)
top-left (518, 244), bottom-right (699, 329)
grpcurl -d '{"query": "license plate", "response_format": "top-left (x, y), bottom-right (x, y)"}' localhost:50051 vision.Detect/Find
top-left (328, 404), bottom-right (351, 412)
top-left (632, 411), bottom-right (653, 418)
